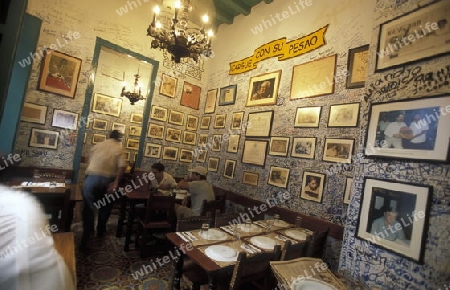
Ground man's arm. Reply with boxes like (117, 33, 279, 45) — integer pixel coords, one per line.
(109, 166, 125, 192)
(177, 179, 189, 190)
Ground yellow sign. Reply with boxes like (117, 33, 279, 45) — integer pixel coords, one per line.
(229, 25, 329, 75)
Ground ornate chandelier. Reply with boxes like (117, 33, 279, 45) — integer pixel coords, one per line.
(147, 0, 213, 63)
(121, 66, 145, 105)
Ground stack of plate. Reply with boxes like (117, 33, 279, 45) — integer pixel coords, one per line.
(200, 229, 228, 240)
(249, 236, 278, 250)
(291, 278, 338, 290)
(284, 229, 308, 240)
(204, 245, 238, 262)
(239, 224, 261, 233)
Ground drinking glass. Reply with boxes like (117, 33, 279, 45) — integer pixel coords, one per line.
(201, 223, 210, 239)
(244, 218, 252, 231)
(274, 214, 280, 226)
(231, 224, 240, 245)
(295, 216, 303, 227)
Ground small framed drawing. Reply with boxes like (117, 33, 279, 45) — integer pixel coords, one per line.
(144, 143, 162, 158)
(20, 103, 47, 124)
(162, 146, 179, 161)
(197, 149, 207, 163)
(346, 45, 369, 89)
(223, 159, 236, 179)
(294, 106, 321, 128)
(204, 89, 217, 114)
(150, 105, 168, 122)
(165, 127, 182, 143)
(198, 134, 208, 146)
(219, 84, 237, 106)
(200, 116, 211, 130)
(168, 110, 184, 126)
(343, 177, 354, 205)
(126, 138, 140, 150)
(112, 122, 126, 134)
(231, 111, 245, 130)
(130, 113, 143, 124)
(328, 103, 360, 127)
(242, 140, 268, 167)
(227, 135, 240, 153)
(212, 134, 222, 152)
(179, 149, 194, 163)
(92, 134, 106, 144)
(269, 137, 290, 157)
(300, 171, 326, 203)
(356, 178, 432, 263)
(92, 93, 123, 117)
(242, 171, 259, 187)
(207, 157, 219, 172)
(159, 73, 177, 98)
(186, 114, 199, 131)
(51, 109, 78, 130)
(29, 128, 59, 149)
(323, 138, 354, 164)
(291, 137, 316, 159)
(123, 151, 130, 161)
(180, 81, 201, 110)
(92, 119, 107, 130)
(147, 123, 165, 139)
(129, 126, 142, 137)
(214, 114, 226, 129)
(246, 70, 281, 107)
(245, 110, 274, 137)
(268, 166, 290, 188)
(183, 131, 197, 145)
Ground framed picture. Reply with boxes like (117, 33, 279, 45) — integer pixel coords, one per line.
(245, 110, 274, 137)
(123, 151, 130, 161)
(198, 134, 208, 146)
(212, 134, 222, 152)
(129, 126, 142, 137)
(200, 116, 211, 130)
(29, 128, 59, 149)
(346, 45, 369, 89)
(180, 81, 201, 110)
(179, 149, 194, 163)
(168, 110, 184, 126)
(300, 171, 326, 203)
(223, 159, 236, 179)
(126, 138, 140, 150)
(92, 93, 123, 117)
(343, 177, 354, 205)
(130, 113, 143, 124)
(92, 119, 108, 131)
(165, 127, 182, 143)
(162, 146, 179, 161)
(20, 103, 47, 124)
(375, 1, 450, 72)
(242, 139, 268, 167)
(356, 178, 432, 263)
(328, 103, 360, 127)
(246, 70, 281, 107)
(147, 123, 165, 139)
(227, 135, 240, 153)
(150, 105, 168, 122)
(231, 111, 245, 130)
(290, 54, 337, 100)
(159, 73, 177, 98)
(267, 166, 290, 188)
(112, 122, 126, 134)
(186, 114, 199, 131)
(51, 109, 78, 130)
(207, 157, 219, 172)
(204, 89, 217, 114)
(144, 143, 162, 158)
(269, 137, 290, 157)
(242, 171, 259, 187)
(365, 95, 450, 162)
(323, 138, 354, 164)
(214, 114, 226, 129)
(92, 133, 106, 144)
(291, 137, 316, 159)
(38, 50, 82, 98)
(197, 149, 207, 163)
(219, 84, 237, 106)
(294, 106, 321, 128)
(183, 131, 197, 145)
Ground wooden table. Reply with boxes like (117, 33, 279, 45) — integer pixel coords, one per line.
(53, 232, 77, 287)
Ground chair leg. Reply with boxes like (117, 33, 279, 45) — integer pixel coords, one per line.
(140, 228, 147, 258)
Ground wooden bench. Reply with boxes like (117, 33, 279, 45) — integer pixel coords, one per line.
(53, 232, 76, 287)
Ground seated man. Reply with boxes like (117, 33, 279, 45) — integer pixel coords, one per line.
(175, 166, 215, 219)
(149, 162, 177, 190)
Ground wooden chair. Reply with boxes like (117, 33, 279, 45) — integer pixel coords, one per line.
(305, 227, 329, 258)
(280, 239, 309, 261)
(176, 214, 213, 232)
(214, 211, 240, 227)
(201, 197, 225, 219)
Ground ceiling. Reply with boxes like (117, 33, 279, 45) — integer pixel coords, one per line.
(212, 0, 273, 28)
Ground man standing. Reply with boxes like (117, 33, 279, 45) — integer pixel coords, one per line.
(409, 113, 429, 150)
(383, 113, 407, 148)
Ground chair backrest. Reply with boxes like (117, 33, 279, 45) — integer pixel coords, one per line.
(305, 228, 329, 258)
(214, 211, 241, 227)
(133, 169, 151, 192)
(33, 172, 65, 183)
(201, 197, 225, 218)
(143, 191, 176, 224)
(176, 215, 213, 232)
(280, 239, 309, 261)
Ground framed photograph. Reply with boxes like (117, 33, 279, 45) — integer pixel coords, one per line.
(269, 137, 290, 157)
(162, 146, 179, 161)
(124, 151, 130, 161)
(242, 171, 259, 187)
(207, 157, 219, 172)
(51, 109, 78, 130)
(159, 73, 177, 98)
(231, 111, 245, 130)
(112, 122, 126, 134)
(168, 110, 184, 126)
(246, 70, 281, 107)
(323, 138, 354, 164)
(179, 149, 194, 163)
(126, 138, 140, 150)
(375, 1, 450, 72)
(290, 55, 337, 100)
(147, 123, 165, 139)
(204, 89, 217, 114)
(227, 135, 240, 153)
(343, 177, 354, 205)
(291, 137, 316, 159)
(267, 166, 290, 188)
(180, 81, 201, 110)
(294, 106, 321, 128)
(20, 103, 47, 124)
(200, 116, 211, 130)
(214, 114, 226, 129)
(186, 114, 199, 131)
(242, 139, 268, 167)
(92, 93, 123, 117)
(92, 119, 108, 131)
(130, 113, 143, 124)
(245, 110, 274, 137)
(129, 126, 142, 137)
(223, 159, 236, 179)
(356, 178, 432, 263)
(328, 103, 360, 127)
(92, 133, 106, 144)
(144, 143, 162, 158)
(150, 105, 168, 122)
(198, 134, 208, 146)
(196, 149, 207, 163)
(346, 45, 369, 89)
(29, 128, 59, 149)
(212, 134, 222, 152)
(219, 84, 237, 106)
(183, 131, 197, 145)
(165, 127, 182, 143)
(38, 50, 81, 98)
(300, 171, 326, 203)
(365, 95, 450, 162)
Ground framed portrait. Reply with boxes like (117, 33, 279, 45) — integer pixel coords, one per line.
(183, 131, 197, 145)
(92, 119, 107, 131)
(294, 106, 321, 128)
(268, 166, 290, 188)
(92, 93, 123, 117)
(242, 139, 268, 167)
(269, 137, 290, 157)
(147, 123, 165, 139)
(205, 89, 217, 114)
(180, 81, 201, 110)
(375, 1, 450, 72)
(92, 133, 106, 144)
(356, 178, 432, 263)
(212, 134, 222, 152)
(130, 113, 143, 124)
(179, 149, 194, 163)
(323, 138, 354, 164)
(51, 109, 78, 130)
(150, 105, 168, 122)
(214, 114, 226, 129)
(223, 159, 236, 179)
(290, 54, 337, 100)
(126, 138, 140, 150)
(196, 149, 207, 163)
(227, 135, 240, 153)
(168, 110, 184, 126)
(300, 171, 326, 203)
(246, 70, 281, 107)
(38, 50, 82, 98)
(328, 103, 360, 127)
(242, 171, 259, 187)
(165, 127, 182, 143)
(219, 84, 237, 106)
(245, 110, 274, 137)
(144, 143, 162, 158)
(200, 116, 211, 130)
(186, 114, 199, 131)
(159, 73, 177, 98)
(198, 133, 208, 146)
(129, 126, 142, 137)
(346, 45, 369, 89)
(162, 146, 179, 161)
(29, 128, 59, 149)
(365, 95, 450, 162)
(112, 122, 126, 134)
(20, 103, 47, 124)
(207, 157, 219, 172)
(123, 151, 130, 161)
(343, 177, 354, 205)
(231, 111, 245, 130)
(291, 137, 316, 159)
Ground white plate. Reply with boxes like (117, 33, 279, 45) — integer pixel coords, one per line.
(250, 236, 278, 250)
(204, 245, 238, 262)
(238, 224, 262, 233)
(291, 278, 338, 290)
(284, 229, 308, 240)
(200, 229, 228, 240)
(273, 219, 289, 227)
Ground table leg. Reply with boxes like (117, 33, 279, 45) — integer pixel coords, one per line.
(172, 252, 184, 290)
(116, 196, 127, 237)
(207, 274, 217, 290)
(124, 200, 135, 252)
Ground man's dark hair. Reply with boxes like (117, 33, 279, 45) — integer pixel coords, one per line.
(151, 162, 165, 172)
(110, 130, 123, 140)
(381, 205, 397, 213)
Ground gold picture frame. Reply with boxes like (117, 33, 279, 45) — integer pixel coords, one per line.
(92, 93, 123, 117)
(246, 70, 281, 107)
(159, 73, 178, 98)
